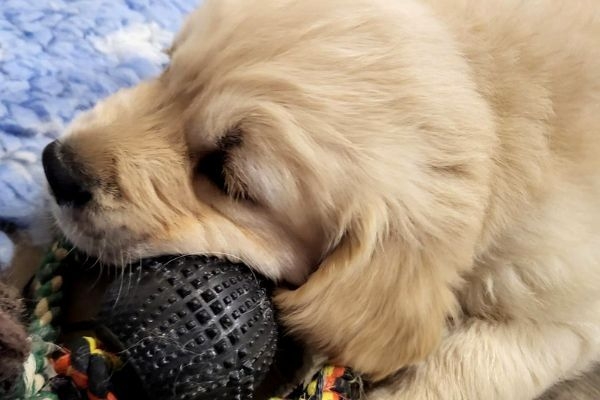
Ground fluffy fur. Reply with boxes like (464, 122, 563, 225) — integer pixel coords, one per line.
(0, 280, 29, 392)
(48, 0, 600, 398)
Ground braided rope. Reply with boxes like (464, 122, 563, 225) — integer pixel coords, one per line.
(5, 240, 70, 400)
(6, 240, 120, 400)
(271, 366, 362, 400)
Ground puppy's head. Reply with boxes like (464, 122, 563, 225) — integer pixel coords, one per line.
(42, 76, 330, 284)
(43, 0, 495, 379)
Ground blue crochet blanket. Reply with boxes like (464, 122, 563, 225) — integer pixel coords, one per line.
(0, 0, 200, 268)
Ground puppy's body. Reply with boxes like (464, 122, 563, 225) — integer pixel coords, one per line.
(48, 1, 600, 398)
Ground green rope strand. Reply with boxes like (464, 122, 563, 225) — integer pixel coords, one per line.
(6, 239, 73, 400)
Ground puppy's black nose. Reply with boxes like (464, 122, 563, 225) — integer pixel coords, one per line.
(42, 141, 91, 207)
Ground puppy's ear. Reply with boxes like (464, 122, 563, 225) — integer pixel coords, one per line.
(275, 215, 467, 381)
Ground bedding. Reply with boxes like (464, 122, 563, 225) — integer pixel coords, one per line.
(0, 0, 200, 268)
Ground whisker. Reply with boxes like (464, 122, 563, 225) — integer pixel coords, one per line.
(162, 251, 246, 266)
(112, 251, 126, 308)
(125, 252, 135, 295)
(90, 238, 107, 288)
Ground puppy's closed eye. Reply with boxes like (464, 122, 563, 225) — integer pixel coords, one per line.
(196, 149, 229, 193)
(194, 130, 250, 201)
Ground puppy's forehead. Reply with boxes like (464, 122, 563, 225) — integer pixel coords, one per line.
(166, 0, 393, 159)
(166, 0, 352, 87)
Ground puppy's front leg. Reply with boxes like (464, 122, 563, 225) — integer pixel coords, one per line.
(369, 320, 595, 400)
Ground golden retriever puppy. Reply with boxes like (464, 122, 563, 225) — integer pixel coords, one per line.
(42, 0, 600, 398)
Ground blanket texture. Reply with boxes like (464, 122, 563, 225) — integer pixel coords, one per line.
(0, 0, 199, 268)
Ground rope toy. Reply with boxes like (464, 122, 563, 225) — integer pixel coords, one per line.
(51, 336, 121, 400)
(272, 366, 362, 400)
(4, 239, 362, 400)
(4, 240, 69, 400)
(4, 240, 121, 400)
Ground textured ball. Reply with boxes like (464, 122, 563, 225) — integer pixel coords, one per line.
(96, 255, 278, 400)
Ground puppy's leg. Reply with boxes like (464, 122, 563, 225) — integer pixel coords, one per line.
(369, 320, 599, 400)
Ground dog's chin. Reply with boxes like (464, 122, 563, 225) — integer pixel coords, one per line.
(51, 203, 314, 284)
(51, 207, 151, 265)
(51, 214, 292, 281)
(55, 229, 147, 266)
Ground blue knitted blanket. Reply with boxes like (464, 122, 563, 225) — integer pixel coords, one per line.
(0, 0, 200, 268)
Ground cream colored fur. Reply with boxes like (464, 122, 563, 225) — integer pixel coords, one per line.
(51, 0, 600, 398)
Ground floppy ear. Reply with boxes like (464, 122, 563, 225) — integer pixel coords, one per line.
(275, 214, 469, 381)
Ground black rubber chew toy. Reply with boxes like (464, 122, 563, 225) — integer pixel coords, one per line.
(96, 255, 278, 400)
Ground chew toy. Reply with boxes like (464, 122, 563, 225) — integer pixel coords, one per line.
(96, 255, 279, 399)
